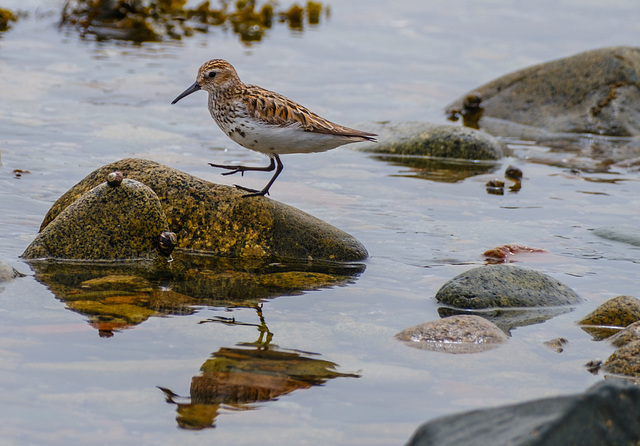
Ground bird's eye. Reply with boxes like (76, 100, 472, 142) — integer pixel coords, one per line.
(208, 71, 216, 78)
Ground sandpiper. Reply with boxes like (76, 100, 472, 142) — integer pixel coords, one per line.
(171, 59, 377, 197)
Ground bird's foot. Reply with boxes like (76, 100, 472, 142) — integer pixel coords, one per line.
(234, 184, 269, 197)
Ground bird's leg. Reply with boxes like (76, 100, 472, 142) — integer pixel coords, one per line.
(236, 155, 284, 198)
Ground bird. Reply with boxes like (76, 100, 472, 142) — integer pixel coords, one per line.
(171, 59, 377, 197)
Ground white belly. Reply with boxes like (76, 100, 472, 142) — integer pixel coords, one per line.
(215, 117, 358, 155)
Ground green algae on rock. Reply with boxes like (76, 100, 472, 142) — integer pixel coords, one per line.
(34, 158, 367, 262)
(578, 295, 640, 340)
(603, 340, 640, 378)
(22, 178, 168, 261)
(447, 46, 640, 137)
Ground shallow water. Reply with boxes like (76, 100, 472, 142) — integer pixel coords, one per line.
(1, 1, 640, 444)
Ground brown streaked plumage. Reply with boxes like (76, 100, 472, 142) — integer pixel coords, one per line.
(172, 59, 377, 197)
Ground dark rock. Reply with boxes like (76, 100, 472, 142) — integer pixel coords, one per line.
(27, 158, 367, 262)
(446, 46, 640, 137)
(356, 122, 504, 160)
(395, 315, 508, 354)
(579, 296, 640, 340)
(592, 226, 640, 246)
(435, 265, 581, 309)
(406, 380, 640, 446)
(22, 179, 168, 260)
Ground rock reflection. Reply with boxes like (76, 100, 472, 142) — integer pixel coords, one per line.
(26, 253, 364, 337)
(160, 306, 359, 429)
(60, 0, 328, 43)
(372, 155, 499, 183)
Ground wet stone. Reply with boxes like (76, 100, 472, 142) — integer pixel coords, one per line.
(395, 315, 508, 354)
(22, 178, 168, 261)
(579, 295, 640, 328)
(435, 265, 581, 309)
(446, 46, 640, 137)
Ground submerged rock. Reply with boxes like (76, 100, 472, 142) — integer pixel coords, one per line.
(406, 380, 640, 446)
(23, 178, 168, 260)
(446, 46, 640, 137)
(592, 225, 640, 246)
(435, 265, 581, 309)
(395, 315, 508, 354)
(27, 158, 367, 262)
(357, 122, 504, 160)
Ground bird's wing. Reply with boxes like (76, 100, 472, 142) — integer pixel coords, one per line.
(240, 84, 377, 142)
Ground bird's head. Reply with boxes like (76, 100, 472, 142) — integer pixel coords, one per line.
(171, 59, 241, 104)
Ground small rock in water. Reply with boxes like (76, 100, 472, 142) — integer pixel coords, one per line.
(395, 315, 508, 354)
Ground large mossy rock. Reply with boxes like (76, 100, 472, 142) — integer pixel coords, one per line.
(447, 46, 640, 137)
(25, 158, 367, 262)
(406, 380, 640, 446)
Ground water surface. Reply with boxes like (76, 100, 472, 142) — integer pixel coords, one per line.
(1, 1, 640, 444)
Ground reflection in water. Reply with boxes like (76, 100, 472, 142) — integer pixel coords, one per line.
(373, 155, 499, 183)
(437, 306, 573, 336)
(26, 253, 364, 337)
(60, 0, 328, 43)
(160, 306, 360, 430)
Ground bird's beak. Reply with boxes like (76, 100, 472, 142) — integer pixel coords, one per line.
(171, 81, 201, 104)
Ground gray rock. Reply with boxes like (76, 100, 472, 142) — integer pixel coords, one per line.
(592, 226, 640, 246)
(446, 46, 640, 137)
(406, 380, 640, 446)
(356, 122, 504, 160)
(395, 315, 508, 354)
(435, 265, 581, 309)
